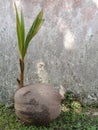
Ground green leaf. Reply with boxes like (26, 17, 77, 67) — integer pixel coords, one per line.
(20, 10, 25, 58)
(24, 10, 44, 57)
(15, 3, 44, 59)
(14, 3, 23, 59)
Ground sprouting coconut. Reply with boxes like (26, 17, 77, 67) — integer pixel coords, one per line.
(14, 3, 61, 126)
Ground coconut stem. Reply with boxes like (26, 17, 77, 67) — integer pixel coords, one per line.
(17, 59, 24, 88)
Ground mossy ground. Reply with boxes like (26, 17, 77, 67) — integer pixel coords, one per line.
(0, 102, 98, 130)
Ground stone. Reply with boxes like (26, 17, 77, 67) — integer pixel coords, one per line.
(14, 84, 61, 126)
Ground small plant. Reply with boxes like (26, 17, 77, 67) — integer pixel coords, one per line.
(62, 91, 82, 113)
(14, 4, 61, 125)
(14, 3, 44, 88)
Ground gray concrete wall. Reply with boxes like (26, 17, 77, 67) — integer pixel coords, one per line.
(0, 0, 98, 104)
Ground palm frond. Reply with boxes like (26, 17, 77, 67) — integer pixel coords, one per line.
(20, 10, 25, 58)
(14, 3, 23, 59)
(24, 10, 44, 57)
(15, 3, 44, 59)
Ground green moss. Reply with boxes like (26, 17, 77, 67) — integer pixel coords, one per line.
(0, 104, 98, 130)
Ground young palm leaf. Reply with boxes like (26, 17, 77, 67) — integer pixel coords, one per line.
(24, 10, 44, 57)
(14, 3, 25, 60)
(14, 3, 44, 88)
(20, 10, 25, 59)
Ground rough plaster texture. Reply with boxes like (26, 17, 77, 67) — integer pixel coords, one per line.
(0, 0, 98, 104)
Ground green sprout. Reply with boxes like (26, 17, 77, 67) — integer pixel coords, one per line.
(14, 3, 44, 88)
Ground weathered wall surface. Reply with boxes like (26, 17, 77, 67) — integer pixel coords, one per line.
(0, 0, 98, 104)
